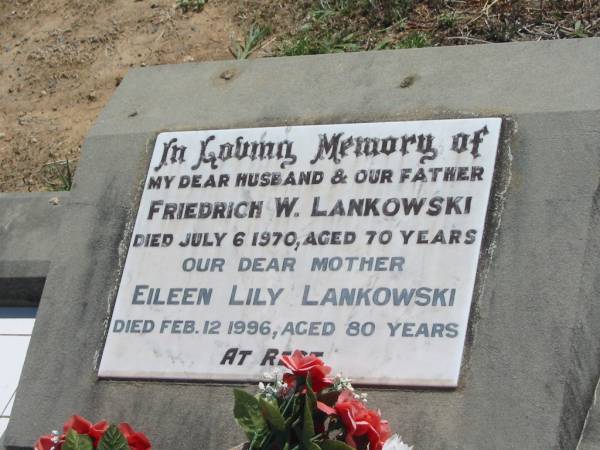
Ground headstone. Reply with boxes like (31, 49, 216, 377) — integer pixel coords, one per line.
(2, 38, 600, 450)
(98, 119, 501, 387)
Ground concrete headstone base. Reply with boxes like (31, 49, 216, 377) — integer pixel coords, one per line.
(1, 38, 599, 450)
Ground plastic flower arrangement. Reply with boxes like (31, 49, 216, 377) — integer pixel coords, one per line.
(233, 350, 413, 450)
(34, 415, 151, 450)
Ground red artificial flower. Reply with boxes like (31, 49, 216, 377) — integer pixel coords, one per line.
(318, 390, 391, 450)
(63, 415, 92, 435)
(280, 350, 333, 393)
(281, 350, 326, 375)
(359, 409, 391, 450)
(308, 364, 333, 393)
(37, 417, 151, 450)
(62, 415, 112, 446)
(316, 401, 336, 416)
(34, 435, 62, 450)
(88, 420, 109, 445)
(334, 390, 366, 436)
(119, 422, 152, 450)
(282, 372, 297, 390)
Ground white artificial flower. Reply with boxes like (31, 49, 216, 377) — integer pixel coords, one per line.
(382, 434, 413, 450)
(353, 392, 368, 403)
(333, 374, 355, 392)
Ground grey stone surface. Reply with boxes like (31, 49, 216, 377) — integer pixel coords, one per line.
(4, 38, 600, 450)
(0, 192, 67, 305)
(90, 37, 599, 140)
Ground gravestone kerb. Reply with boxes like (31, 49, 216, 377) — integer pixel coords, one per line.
(3, 38, 599, 450)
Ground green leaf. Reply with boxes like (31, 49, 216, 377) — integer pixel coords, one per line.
(97, 424, 129, 450)
(306, 382, 317, 409)
(302, 394, 316, 446)
(259, 397, 286, 431)
(320, 440, 355, 450)
(62, 429, 93, 450)
(233, 389, 268, 439)
(249, 429, 271, 450)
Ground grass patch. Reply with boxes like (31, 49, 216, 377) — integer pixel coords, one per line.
(276, 0, 416, 56)
(176, 0, 207, 13)
(437, 11, 457, 29)
(230, 24, 271, 59)
(233, 0, 599, 57)
(281, 31, 362, 56)
(396, 31, 430, 49)
(42, 159, 74, 191)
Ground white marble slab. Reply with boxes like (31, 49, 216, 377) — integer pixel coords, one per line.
(2, 393, 14, 417)
(99, 118, 501, 386)
(0, 336, 31, 414)
(0, 418, 9, 437)
(0, 308, 36, 335)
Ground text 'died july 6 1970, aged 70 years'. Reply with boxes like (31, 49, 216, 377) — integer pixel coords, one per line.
(99, 118, 501, 387)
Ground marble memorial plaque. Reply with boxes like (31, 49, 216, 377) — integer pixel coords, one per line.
(99, 118, 501, 386)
